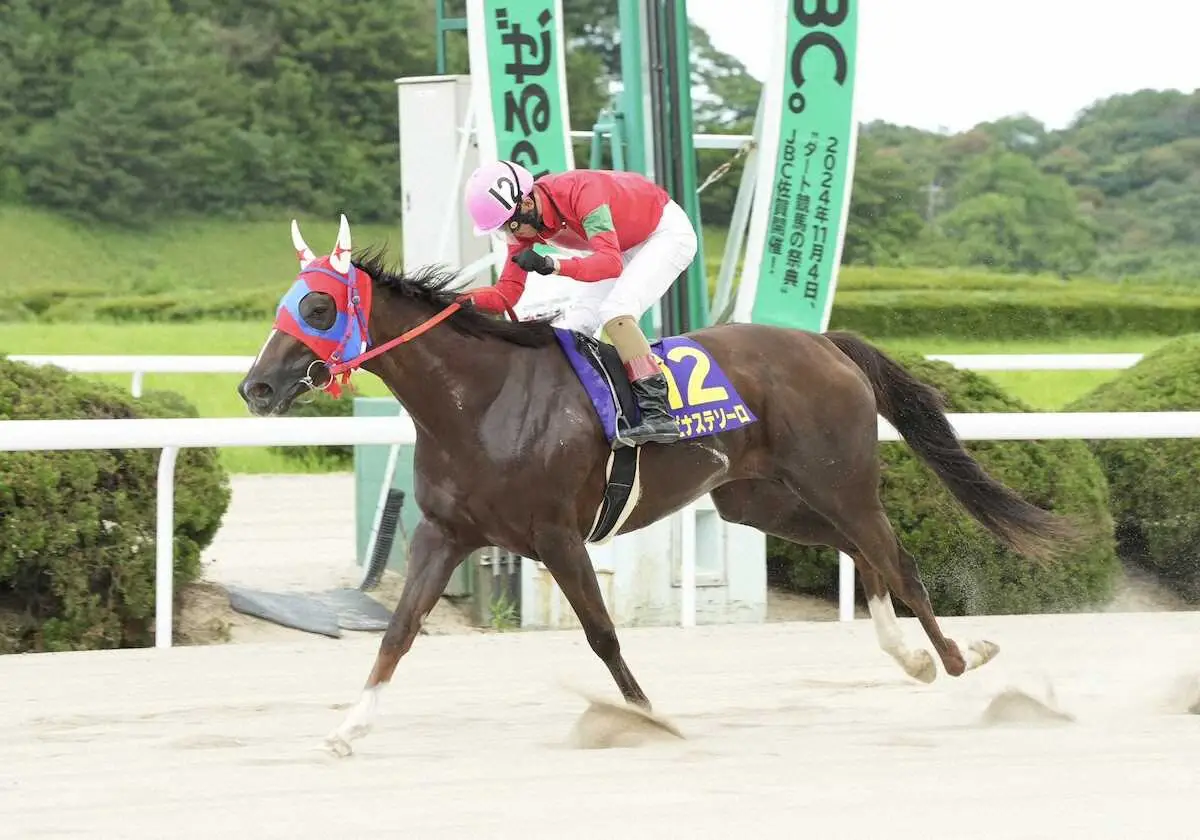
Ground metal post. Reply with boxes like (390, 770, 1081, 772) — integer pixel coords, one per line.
(667, 0, 709, 331)
(710, 87, 767, 324)
(617, 0, 648, 176)
(611, 111, 627, 171)
(662, 0, 689, 334)
(838, 551, 855, 621)
(588, 109, 614, 170)
(644, 1, 679, 338)
(155, 446, 179, 649)
(434, 92, 476, 266)
(435, 0, 468, 75)
(622, 0, 658, 340)
(680, 503, 696, 628)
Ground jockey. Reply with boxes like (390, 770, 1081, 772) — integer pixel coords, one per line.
(460, 160, 698, 448)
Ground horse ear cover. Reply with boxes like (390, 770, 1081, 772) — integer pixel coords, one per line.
(330, 214, 353, 274)
(291, 219, 316, 269)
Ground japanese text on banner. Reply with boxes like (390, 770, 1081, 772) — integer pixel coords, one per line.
(740, 0, 857, 333)
(482, 2, 570, 178)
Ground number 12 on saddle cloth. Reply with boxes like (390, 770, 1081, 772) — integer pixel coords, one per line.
(554, 330, 758, 445)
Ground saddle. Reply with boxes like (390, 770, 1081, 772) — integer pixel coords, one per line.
(553, 327, 758, 544)
(569, 331, 642, 544)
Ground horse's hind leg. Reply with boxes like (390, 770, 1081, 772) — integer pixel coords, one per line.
(713, 479, 998, 680)
(713, 480, 937, 681)
(855, 560, 938, 683)
(833, 507, 1000, 677)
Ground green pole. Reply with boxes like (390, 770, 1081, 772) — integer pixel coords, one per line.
(618, 0, 648, 177)
(618, 0, 656, 336)
(435, 0, 468, 75)
(669, 0, 708, 330)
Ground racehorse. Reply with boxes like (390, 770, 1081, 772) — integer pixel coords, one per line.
(238, 215, 1079, 756)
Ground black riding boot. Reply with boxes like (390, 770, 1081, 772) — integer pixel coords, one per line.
(616, 369, 683, 448)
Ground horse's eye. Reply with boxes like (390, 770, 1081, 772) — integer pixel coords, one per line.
(299, 292, 336, 330)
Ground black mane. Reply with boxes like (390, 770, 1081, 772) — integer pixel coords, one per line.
(351, 246, 559, 348)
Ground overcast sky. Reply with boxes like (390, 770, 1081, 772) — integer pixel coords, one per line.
(686, 0, 1200, 133)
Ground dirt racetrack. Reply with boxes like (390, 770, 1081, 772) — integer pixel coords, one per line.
(2, 610, 1198, 839)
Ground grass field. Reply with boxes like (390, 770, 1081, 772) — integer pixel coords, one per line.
(2, 205, 1186, 473)
(1, 321, 1170, 474)
(3, 204, 1173, 317)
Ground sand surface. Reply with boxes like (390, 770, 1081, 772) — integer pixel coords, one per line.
(2, 610, 1199, 839)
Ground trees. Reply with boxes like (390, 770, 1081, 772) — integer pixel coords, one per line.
(0, 1, 1196, 280)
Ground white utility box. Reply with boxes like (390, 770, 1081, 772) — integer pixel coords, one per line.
(395, 74, 492, 283)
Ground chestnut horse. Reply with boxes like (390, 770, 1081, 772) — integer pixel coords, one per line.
(238, 216, 1075, 756)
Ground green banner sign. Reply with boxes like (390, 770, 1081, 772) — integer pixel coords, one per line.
(466, 0, 573, 178)
(733, 0, 859, 333)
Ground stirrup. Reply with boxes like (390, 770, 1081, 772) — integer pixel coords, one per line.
(613, 416, 682, 449)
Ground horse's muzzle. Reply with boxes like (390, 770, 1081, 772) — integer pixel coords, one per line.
(238, 378, 278, 416)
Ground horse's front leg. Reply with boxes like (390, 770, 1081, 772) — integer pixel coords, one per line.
(536, 528, 651, 709)
(326, 518, 473, 757)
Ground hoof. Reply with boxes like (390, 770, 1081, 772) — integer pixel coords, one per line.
(966, 640, 1001, 670)
(324, 722, 368, 758)
(941, 640, 967, 677)
(324, 733, 354, 758)
(904, 650, 938, 684)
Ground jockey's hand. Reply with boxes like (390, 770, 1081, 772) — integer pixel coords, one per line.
(512, 249, 556, 275)
(456, 287, 508, 314)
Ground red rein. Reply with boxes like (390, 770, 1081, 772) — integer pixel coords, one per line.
(321, 296, 520, 397)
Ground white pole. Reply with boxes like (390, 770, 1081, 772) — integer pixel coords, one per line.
(680, 504, 696, 628)
(131, 371, 144, 399)
(838, 551, 855, 622)
(155, 446, 179, 649)
(433, 92, 476, 268)
(710, 86, 766, 324)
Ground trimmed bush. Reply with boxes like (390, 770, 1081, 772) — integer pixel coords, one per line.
(827, 288, 1200, 340)
(0, 358, 230, 653)
(1067, 334, 1200, 601)
(768, 352, 1121, 615)
(38, 289, 278, 323)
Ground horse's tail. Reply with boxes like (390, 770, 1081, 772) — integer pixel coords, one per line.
(825, 330, 1078, 562)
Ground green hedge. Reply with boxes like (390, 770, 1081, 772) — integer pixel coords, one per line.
(36, 289, 278, 323)
(15, 270, 1200, 344)
(836, 265, 1087, 292)
(827, 289, 1200, 339)
(768, 351, 1121, 615)
(1067, 334, 1200, 601)
(0, 357, 230, 652)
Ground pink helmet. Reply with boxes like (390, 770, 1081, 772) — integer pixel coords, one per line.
(464, 160, 535, 236)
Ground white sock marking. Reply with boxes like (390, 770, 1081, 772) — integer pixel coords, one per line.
(868, 594, 905, 659)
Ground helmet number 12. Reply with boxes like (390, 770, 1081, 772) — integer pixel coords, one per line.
(489, 176, 520, 211)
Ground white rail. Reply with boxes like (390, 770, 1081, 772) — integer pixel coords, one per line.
(925, 353, 1144, 371)
(5, 411, 1200, 643)
(0, 417, 418, 649)
(5, 353, 1147, 399)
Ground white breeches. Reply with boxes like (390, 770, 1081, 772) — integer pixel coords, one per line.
(553, 199, 698, 337)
